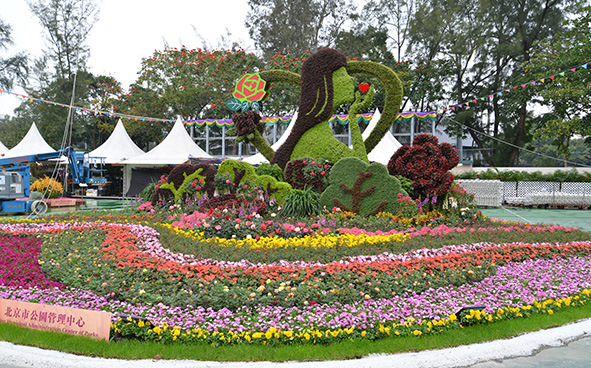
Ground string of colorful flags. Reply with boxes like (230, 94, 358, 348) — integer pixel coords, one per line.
(0, 62, 587, 124)
(0, 88, 175, 123)
(436, 62, 588, 114)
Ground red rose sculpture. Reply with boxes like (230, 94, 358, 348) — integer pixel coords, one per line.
(226, 73, 269, 112)
(233, 73, 268, 102)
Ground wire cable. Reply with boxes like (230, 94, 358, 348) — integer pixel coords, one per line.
(443, 116, 590, 167)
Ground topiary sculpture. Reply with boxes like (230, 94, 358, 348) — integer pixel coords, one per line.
(228, 48, 403, 169)
(320, 157, 407, 216)
(151, 163, 217, 205)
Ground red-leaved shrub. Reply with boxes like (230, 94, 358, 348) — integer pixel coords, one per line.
(388, 134, 459, 199)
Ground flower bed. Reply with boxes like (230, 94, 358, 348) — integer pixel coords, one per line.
(0, 216, 590, 346)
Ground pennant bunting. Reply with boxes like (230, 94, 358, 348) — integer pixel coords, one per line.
(1, 62, 587, 124)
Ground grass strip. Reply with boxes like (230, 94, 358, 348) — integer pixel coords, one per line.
(1, 302, 590, 362)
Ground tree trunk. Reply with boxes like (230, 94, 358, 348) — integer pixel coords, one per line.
(508, 104, 527, 166)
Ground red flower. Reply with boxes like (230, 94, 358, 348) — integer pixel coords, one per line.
(232, 73, 268, 102)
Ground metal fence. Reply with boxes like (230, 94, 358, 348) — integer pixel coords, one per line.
(458, 180, 591, 207)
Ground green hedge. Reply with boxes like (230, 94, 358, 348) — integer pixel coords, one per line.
(455, 169, 591, 182)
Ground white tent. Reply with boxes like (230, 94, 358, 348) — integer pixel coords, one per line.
(5, 122, 55, 158)
(121, 118, 213, 196)
(89, 120, 144, 164)
(362, 109, 402, 165)
(242, 112, 298, 165)
(0, 141, 8, 156)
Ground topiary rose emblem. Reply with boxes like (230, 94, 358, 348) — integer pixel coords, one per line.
(226, 73, 269, 112)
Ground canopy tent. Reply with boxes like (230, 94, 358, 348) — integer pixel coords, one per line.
(362, 109, 402, 165)
(0, 141, 8, 156)
(121, 118, 213, 196)
(5, 123, 55, 158)
(242, 112, 298, 165)
(89, 120, 144, 164)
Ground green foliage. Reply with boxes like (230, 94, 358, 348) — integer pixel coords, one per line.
(251, 174, 292, 204)
(0, 18, 28, 90)
(455, 169, 591, 182)
(217, 159, 258, 183)
(320, 157, 406, 216)
(395, 175, 413, 195)
(280, 187, 322, 217)
(246, 0, 349, 60)
(521, 4, 591, 161)
(139, 182, 157, 203)
(284, 157, 333, 193)
(255, 163, 285, 182)
(118, 48, 262, 148)
(217, 159, 291, 203)
(152, 164, 217, 205)
(15, 72, 120, 150)
(346, 60, 403, 153)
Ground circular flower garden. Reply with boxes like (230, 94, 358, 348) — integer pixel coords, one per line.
(1, 207, 590, 346)
(1, 136, 590, 350)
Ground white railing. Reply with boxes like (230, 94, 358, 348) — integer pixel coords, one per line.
(458, 180, 591, 207)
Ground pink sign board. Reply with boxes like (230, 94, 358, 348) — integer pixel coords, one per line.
(0, 299, 111, 341)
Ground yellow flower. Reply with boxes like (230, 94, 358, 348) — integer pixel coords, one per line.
(413, 330, 422, 336)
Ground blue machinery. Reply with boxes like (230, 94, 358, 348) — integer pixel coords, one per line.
(0, 147, 106, 215)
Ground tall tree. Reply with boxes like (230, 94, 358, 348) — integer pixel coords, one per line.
(523, 3, 591, 165)
(27, 0, 98, 79)
(15, 0, 103, 150)
(362, 0, 415, 63)
(245, 0, 355, 60)
(117, 47, 262, 149)
(15, 71, 120, 150)
(0, 18, 28, 90)
(501, 0, 566, 166)
(408, 0, 497, 165)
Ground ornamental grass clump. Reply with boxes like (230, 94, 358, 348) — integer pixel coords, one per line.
(280, 187, 322, 217)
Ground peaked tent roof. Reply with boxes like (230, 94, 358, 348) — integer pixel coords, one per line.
(242, 112, 298, 165)
(121, 118, 212, 165)
(89, 120, 144, 164)
(360, 109, 402, 165)
(0, 141, 8, 156)
(5, 122, 55, 158)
